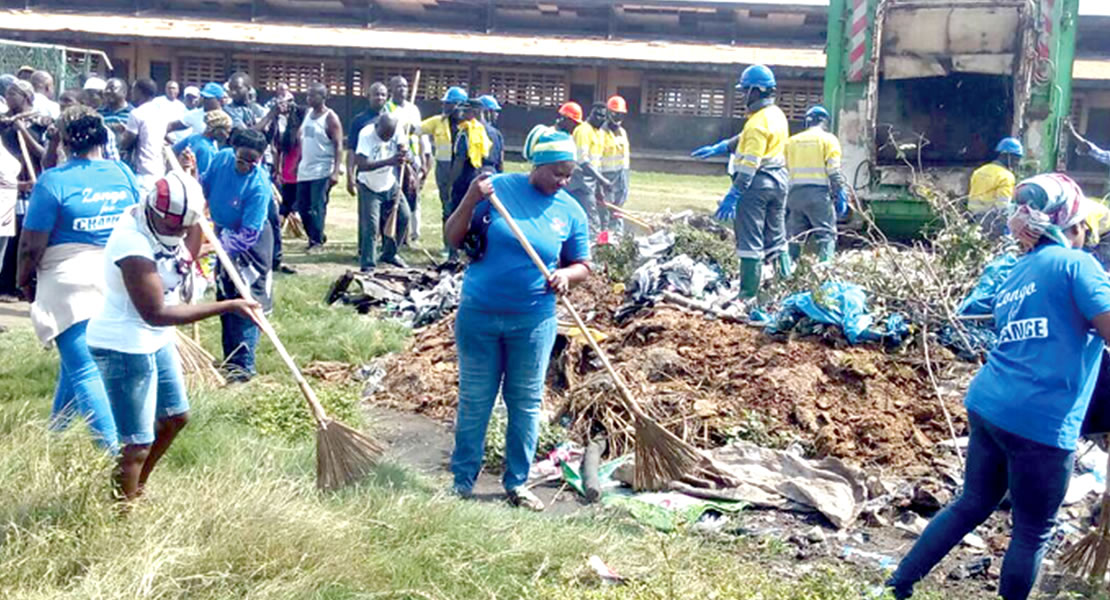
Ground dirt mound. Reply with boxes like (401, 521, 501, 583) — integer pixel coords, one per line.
(366, 288, 970, 471)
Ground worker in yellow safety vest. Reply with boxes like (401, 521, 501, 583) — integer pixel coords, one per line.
(784, 105, 849, 262)
(968, 137, 1022, 238)
(598, 95, 630, 234)
(565, 102, 611, 236)
(690, 64, 789, 300)
(420, 86, 467, 256)
(1082, 195, 1110, 270)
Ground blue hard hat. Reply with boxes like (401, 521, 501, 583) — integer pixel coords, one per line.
(478, 94, 501, 111)
(442, 86, 468, 104)
(737, 65, 776, 91)
(200, 82, 226, 100)
(805, 105, 830, 122)
(995, 137, 1024, 157)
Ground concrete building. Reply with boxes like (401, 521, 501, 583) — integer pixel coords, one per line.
(0, 0, 1108, 180)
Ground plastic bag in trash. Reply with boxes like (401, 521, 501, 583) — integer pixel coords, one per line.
(957, 254, 1017, 316)
(635, 230, 676, 259)
(767, 281, 875, 344)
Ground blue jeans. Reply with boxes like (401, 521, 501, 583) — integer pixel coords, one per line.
(49, 320, 117, 450)
(90, 344, 189, 447)
(451, 306, 558, 493)
(221, 311, 260, 375)
(888, 410, 1074, 599)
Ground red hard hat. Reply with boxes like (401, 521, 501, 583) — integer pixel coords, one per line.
(606, 95, 628, 114)
(558, 101, 584, 123)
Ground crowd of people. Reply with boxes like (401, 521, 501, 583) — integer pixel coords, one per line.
(8, 58, 1110, 600)
(0, 63, 634, 509)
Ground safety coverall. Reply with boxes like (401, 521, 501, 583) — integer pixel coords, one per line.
(784, 125, 846, 261)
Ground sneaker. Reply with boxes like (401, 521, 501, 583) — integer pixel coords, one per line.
(222, 366, 253, 385)
(305, 244, 325, 255)
(278, 264, 297, 275)
(506, 487, 544, 512)
(451, 485, 473, 500)
(382, 255, 408, 268)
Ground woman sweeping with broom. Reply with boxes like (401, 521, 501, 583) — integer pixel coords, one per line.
(883, 173, 1110, 599)
(86, 171, 259, 501)
(444, 129, 590, 511)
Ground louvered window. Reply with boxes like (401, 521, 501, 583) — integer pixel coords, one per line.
(256, 58, 348, 95)
(482, 68, 567, 107)
(644, 77, 727, 117)
(178, 54, 227, 87)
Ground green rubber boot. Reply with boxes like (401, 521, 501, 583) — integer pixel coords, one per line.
(788, 242, 803, 262)
(739, 257, 761, 299)
(817, 238, 836, 262)
(774, 252, 794, 280)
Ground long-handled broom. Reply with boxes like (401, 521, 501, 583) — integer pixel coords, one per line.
(486, 192, 736, 491)
(1061, 441, 1110, 582)
(165, 146, 384, 490)
(197, 217, 385, 490)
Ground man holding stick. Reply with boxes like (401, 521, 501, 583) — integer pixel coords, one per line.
(354, 112, 409, 271)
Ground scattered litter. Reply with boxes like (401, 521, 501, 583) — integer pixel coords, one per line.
(587, 555, 625, 585)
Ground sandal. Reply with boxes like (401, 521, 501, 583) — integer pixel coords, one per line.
(506, 487, 545, 512)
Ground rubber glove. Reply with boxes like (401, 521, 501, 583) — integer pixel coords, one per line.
(714, 186, 740, 221)
(691, 139, 730, 160)
(835, 188, 850, 219)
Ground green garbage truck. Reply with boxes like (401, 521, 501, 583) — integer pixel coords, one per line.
(823, 0, 1081, 238)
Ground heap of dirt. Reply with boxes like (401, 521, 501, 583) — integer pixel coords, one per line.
(366, 286, 971, 471)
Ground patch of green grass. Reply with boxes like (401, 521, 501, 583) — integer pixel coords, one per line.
(191, 273, 409, 378)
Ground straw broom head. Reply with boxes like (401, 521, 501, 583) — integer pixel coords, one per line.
(1061, 445, 1110, 582)
(316, 418, 387, 491)
(632, 412, 738, 491)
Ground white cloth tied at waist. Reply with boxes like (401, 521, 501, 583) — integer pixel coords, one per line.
(30, 243, 106, 347)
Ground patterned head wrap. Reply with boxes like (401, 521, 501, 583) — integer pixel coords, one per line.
(204, 109, 232, 132)
(1008, 173, 1087, 248)
(529, 129, 577, 167)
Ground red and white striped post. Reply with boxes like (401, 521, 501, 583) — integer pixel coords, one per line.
(847, 0, 869, 82)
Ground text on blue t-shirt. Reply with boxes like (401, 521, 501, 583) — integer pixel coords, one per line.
(966, 244, 1110, 449)
(23, 159, 141, 247)
(461, 173, 590, 314)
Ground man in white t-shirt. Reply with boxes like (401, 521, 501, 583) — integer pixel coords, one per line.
(385, 75, 431, 240)
(119, 78, 169, 196)
(30, 70, 60, 120)
(355, 112, 409, 271)
(153, 81, 188, 143)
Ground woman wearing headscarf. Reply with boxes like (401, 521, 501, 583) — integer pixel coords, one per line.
(443, 130, 591, 511)
(86, 172, 259, 501)
(16, 106, 141, 449)
(885, 173, 1110, 599)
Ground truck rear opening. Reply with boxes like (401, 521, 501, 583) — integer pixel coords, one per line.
(825, 0, 1079, 238)
(874, 1, 1023, 168)
(876, 73, 1014, 168)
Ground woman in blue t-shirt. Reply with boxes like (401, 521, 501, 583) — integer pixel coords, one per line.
(16, 106, 141, 450)
(200, 128, 274, 383)
(443, 129, 590, 511)
(886, 174, 1110, 600)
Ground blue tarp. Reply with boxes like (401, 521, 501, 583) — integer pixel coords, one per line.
(768, 281, 893, 345)
(956, 254, 1017, 316)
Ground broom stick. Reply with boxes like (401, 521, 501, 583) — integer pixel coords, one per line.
(1062, 438, 1110, 580)
(164, 145, 381, 489)
(485, 191, 734, 491)
(195, 218, 331, 425)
